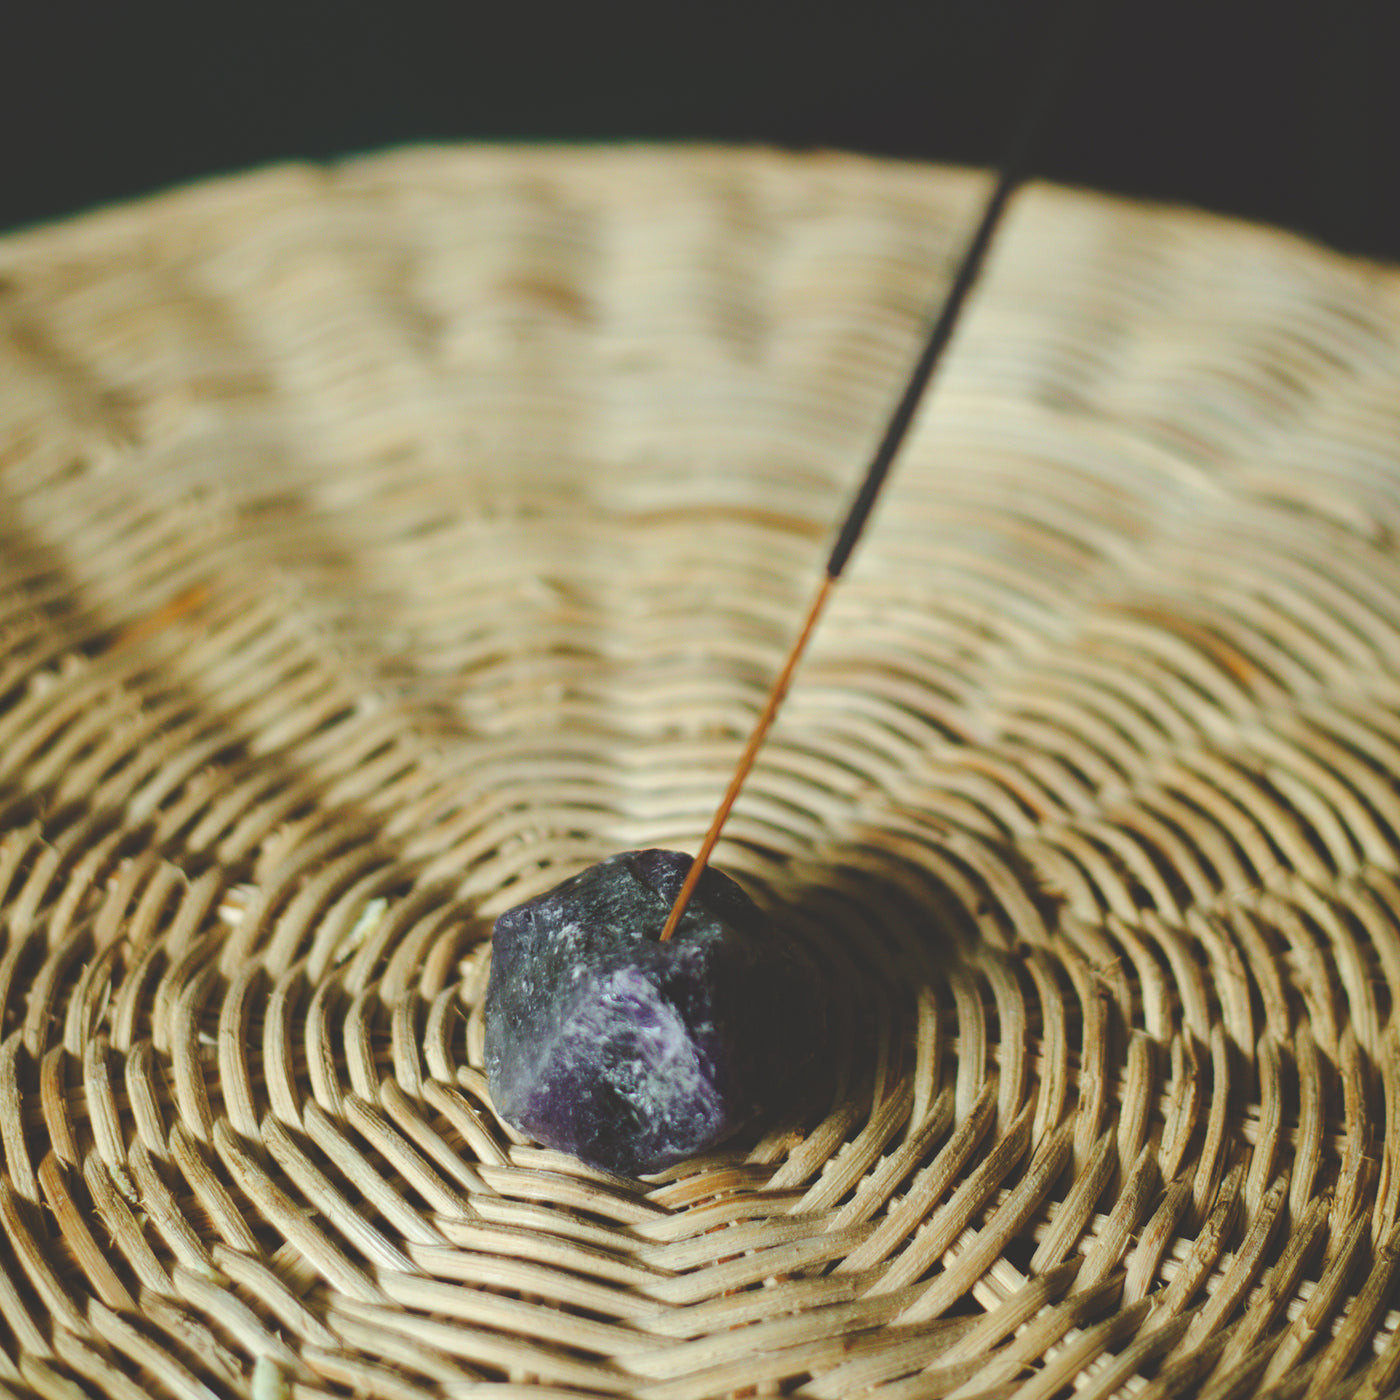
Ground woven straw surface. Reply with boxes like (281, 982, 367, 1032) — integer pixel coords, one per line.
(2, 146, 1400, 1400)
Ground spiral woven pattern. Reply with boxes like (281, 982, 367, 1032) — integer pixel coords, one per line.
(3, 146, 1400, 1399)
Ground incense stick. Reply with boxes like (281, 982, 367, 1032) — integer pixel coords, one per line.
(658, 0, 1098, 941)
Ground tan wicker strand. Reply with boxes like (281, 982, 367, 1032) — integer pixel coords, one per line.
(4, 144, 1400, 1397)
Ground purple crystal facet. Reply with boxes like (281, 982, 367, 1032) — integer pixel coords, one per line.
(484, 849, 822, 1176)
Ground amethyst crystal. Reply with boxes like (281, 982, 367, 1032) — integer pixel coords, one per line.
(484, 849, 823, 1176)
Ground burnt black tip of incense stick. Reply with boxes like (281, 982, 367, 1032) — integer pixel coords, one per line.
(823, 166, 1017, 579)
(827, 0, 1100, 580)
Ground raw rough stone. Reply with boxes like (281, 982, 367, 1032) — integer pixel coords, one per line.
(484, 849, 824, 1176)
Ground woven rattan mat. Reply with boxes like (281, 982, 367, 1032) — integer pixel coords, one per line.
(2, 146, 1400, 1400)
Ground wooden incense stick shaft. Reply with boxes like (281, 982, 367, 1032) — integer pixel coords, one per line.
(658, 573, 835, 942)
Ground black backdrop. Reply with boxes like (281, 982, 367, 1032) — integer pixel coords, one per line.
(5, 2, 1397, 260)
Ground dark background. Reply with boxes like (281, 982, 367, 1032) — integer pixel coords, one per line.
(4, 2, 1397, 260)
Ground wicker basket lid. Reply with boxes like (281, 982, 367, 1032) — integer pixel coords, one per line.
(2, 145, 1400, 1399)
